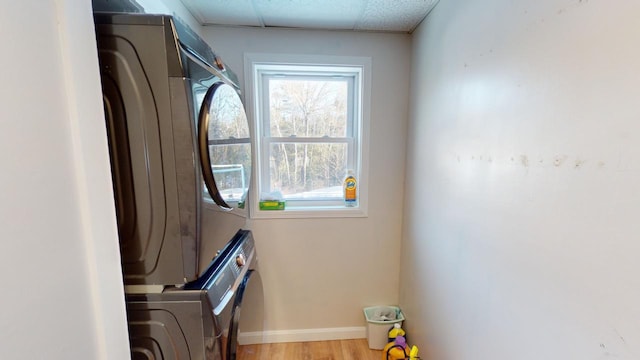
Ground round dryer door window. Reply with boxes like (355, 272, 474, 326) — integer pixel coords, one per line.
(198, 82, 252, 211)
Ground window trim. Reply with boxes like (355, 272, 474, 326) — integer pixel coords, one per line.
(244, 53, 371, 219)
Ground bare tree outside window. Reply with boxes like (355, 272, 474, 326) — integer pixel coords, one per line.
(267, 79, 349, 199)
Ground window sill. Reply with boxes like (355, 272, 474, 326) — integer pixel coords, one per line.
(250, 204, 367, 219)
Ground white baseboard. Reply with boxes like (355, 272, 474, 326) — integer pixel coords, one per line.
(238, 326, 367, 345)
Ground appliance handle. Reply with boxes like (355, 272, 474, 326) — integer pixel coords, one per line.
(198, 82, 232, 211)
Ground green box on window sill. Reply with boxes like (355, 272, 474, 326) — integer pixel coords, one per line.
(259, 200, 285, 210)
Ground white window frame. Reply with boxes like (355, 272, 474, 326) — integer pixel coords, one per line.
(244, 53, 371, 219)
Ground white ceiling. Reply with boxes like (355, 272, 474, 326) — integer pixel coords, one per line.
(179, 0, 440, 33)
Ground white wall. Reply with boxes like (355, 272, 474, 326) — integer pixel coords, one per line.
(0, 1, 129, 359)
(201, 26, 411, 341)
(401, 0, 640, 359)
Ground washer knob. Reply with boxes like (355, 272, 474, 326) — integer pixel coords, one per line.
(236, 254, 246, 267)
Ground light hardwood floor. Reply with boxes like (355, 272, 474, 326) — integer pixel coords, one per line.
(237, 339, 382, 360)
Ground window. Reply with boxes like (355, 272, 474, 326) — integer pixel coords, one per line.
(245, 54, 370, 218)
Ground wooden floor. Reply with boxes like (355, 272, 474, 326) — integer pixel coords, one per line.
(237, 339, 382, 360)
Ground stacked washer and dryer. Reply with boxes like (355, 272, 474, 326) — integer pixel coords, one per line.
(94, 8, 262, 360)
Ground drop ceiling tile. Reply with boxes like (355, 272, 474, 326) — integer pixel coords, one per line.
(356, 0, 438, 32)
(255, 0, 366, 29)
(181, 0, 263, 26)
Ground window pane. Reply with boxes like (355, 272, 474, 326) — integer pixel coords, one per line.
(208, 143, 251, 202)
(268, 142, 347, 199)
(269, 79, 348, 138)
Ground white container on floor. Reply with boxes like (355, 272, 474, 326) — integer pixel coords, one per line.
(363, 306, 405, 350)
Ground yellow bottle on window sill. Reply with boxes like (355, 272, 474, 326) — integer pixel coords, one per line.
(344, 169, 357, 207)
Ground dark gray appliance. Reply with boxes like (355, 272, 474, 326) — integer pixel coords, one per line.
(94, 12, 260, 360)
(127, 230, 260, 360)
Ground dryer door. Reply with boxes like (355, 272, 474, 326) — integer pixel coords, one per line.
(197, 82, 252, 213)
(226, 269, 263, 360)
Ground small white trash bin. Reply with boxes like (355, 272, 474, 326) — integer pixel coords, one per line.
(363, 306, 405, 350)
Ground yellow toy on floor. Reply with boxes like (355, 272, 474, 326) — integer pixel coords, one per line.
(387, 323, 405, 341)
(382, 324, 420, 359)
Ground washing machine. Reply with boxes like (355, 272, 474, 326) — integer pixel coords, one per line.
(127, 230, 261, 360)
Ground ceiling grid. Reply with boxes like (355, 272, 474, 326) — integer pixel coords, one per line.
(180, 0, 440, 33)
